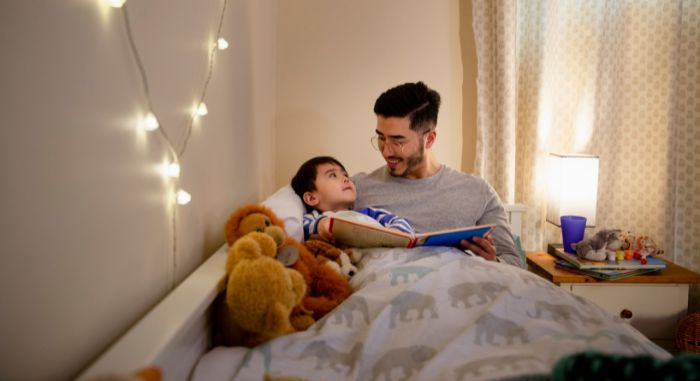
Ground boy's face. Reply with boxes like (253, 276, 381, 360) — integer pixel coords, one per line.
(303, 163, 356, 212)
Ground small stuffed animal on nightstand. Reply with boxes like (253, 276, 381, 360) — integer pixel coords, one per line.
(572, 229, 625, 261)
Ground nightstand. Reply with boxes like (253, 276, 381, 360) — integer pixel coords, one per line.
(527, 251, 700, 351)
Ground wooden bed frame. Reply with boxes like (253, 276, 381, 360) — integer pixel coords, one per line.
(77, 204, 526, 381)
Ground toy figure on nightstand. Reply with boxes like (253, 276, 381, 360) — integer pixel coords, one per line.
(573, 229, 664, 264)
(572, 229, 626, 261)
(622, 233, 665, 264)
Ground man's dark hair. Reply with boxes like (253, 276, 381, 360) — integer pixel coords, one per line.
(373, 81, 441, 134)
(291, 156, 347, 212)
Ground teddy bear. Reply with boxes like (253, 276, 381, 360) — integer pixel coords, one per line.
(304, 239, 358, 278)
(224, 204, 353, 321)
(224, 204, 286, 250)
(279, 236, 353, 319)
(221, 231, 307, 347)
(572, 229, 625, 261)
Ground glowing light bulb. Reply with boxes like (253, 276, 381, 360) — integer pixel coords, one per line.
(143, 112, 159, 131)
(196, 102, 208, 116)
(107, 0, 126, 8)
(176, 189, 191, 205)
(164, 163, 180, 178)
(217, 38, 229, 50)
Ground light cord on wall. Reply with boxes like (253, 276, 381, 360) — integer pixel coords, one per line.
(179, 0, 228, 158)
(113, 0, 229, 289)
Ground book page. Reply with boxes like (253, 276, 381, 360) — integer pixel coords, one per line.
(329, 216, 413, 248)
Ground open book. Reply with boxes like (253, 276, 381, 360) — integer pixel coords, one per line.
(327, 215, 495, 248)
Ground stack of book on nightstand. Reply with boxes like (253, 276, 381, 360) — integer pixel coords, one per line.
(548, 244, 665, 280)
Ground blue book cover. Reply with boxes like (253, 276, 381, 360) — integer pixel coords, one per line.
(416, 226, 495, 247)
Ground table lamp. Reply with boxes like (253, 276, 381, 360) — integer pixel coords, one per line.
(546, 153, 599, 252)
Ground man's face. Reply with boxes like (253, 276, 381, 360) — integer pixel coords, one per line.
(375, 116, 428, 179)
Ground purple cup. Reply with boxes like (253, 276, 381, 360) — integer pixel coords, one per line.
(560, 215, 587, 253)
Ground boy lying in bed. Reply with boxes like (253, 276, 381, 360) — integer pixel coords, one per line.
(291, 156, 414, 242)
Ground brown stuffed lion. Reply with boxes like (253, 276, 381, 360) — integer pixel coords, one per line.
(223, 204, 353, 323)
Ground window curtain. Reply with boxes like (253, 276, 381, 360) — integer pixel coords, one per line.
(472, 1, 700, 307)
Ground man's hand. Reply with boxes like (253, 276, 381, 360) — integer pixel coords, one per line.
(459, 234, 497, 261)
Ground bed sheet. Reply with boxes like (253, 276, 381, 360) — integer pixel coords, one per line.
(193, 247, 670, 381)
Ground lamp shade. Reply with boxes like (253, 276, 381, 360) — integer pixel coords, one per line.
(546, 153, 599, 227)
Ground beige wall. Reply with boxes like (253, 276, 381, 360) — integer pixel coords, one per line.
(0, 0, 276, 379)
(0, 1, 477, 379)
(274, 0, 464, 187)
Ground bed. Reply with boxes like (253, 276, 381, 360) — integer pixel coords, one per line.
(77, 193, 671, 381)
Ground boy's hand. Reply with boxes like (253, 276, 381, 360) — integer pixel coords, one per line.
(317, 218, 334, 242)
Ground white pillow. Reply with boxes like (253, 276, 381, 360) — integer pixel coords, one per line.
(262, 185, 305, 241)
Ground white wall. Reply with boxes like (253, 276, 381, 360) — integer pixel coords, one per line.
(275, 0, 463, 187)
(0, 0, 276, 379)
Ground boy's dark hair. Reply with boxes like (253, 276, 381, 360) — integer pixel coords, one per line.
(291, 156, 347, 212)
(373, 81, 441, 134)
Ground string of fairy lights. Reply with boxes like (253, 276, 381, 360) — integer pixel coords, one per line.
(107, 0, 229, 288)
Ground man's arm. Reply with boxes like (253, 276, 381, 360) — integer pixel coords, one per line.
(461, 188, 524, 268)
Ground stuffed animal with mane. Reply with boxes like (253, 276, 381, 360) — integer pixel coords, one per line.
(224, 204, 352, 321)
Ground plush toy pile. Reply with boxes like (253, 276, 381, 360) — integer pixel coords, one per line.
(572, 228, 664, 263)
(218, 204, 354, 347)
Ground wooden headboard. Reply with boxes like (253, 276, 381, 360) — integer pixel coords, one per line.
(77, 204, 527, 380)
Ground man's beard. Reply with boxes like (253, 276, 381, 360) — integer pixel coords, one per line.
(388, 142, 424, 178)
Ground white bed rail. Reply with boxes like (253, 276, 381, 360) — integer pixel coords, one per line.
(504, 203, 527, 238)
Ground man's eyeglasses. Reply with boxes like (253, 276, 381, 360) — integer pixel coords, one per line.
(370, 135, 408, 153)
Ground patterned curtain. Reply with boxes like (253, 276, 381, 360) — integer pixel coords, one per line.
(473, 1, 700, 307)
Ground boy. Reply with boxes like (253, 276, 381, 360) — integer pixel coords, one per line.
(291, 156, 414, 241)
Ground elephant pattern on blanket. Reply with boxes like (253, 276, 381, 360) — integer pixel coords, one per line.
(388, 266, 436, 285)
(371, 345, 438, 381)
(194, 246, 670, 381)
(328, 295, 371, 328)
(389, 290, 439, 328)
(527, 300, 603, 327)
(474, 312, 528, 345)
(301, 341, 362, 375)
(448, 281, 518, 308)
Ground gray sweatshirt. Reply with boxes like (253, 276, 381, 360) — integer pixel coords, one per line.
(353, 165, 523, 267)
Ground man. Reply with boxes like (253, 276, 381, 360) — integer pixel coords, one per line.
(353, 81, 523, 267)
